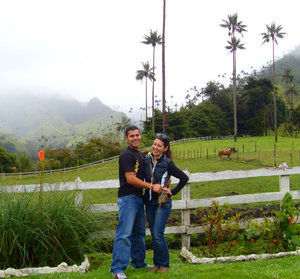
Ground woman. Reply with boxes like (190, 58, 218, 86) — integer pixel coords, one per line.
(144, 133, 189, 273)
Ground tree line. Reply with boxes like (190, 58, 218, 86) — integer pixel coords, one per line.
(142, 73, 299, 140)
(0, 138, 122, 173)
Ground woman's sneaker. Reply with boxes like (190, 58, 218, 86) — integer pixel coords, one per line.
(111, 272, 127, 279)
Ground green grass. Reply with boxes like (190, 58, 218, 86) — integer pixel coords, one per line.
(0, 191, 101, 269)
(24, 250, 300, 279)
(2, 136, 300, 186)
(1, 136, 300, 277)
(2, 136, 300, 206)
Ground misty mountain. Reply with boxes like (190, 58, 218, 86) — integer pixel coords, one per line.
(260, 44, 300, 85)
(0, 94, 126, 151)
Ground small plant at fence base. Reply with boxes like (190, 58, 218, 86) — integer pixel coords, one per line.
(197, 201, 241, 256)
(273, 192, 299, 250)
(0, 191, 103, 269)
(194, 193, 299, 257)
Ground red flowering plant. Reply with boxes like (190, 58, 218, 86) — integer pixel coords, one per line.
(273, 192, 299, 250)
(197, 200, 241, 256)
(192, 195, 299, 258)
(39, 150, 45, 206)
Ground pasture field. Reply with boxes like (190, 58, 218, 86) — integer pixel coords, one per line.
(1, 136, 300, 184)
(1, 136, 300, 205)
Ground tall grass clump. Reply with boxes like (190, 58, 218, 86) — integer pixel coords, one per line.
(0, 190, 101, 269)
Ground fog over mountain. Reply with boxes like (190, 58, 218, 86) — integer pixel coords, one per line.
(0, 94, 126, 150)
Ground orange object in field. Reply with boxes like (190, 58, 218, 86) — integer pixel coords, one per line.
(39, 150, 45, 161)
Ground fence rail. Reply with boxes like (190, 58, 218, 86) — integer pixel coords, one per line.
(1, 166, 300, 249)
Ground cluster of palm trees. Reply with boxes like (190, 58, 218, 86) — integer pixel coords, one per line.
(220, 14, 286, 142)
(136, 10, 286, 141)
(136, 0, 167, 133)
(136, 30, 162, 132)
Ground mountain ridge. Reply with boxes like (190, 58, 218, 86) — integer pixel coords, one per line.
(0, 94, 126, 152)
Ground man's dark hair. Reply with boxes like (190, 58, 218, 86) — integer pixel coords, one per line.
(125, 126, 140, 137)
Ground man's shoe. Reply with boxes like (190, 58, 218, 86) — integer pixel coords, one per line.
(147, 266, 159, 272)
(111, 272, 127, 279)
(157, 266, 169, 273)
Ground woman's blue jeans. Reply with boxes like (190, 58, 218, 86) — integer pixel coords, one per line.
(145, 199, 172, 268)
(110, 195, 147, 274)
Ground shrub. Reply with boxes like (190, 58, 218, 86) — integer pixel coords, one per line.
(193, 195, 300, 257)
(0, 191, 101, 269)
(197, 201, 241, 256)
(273, 192, 300, 250)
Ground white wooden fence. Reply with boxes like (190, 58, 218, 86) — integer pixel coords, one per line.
(1, 166, 300, 249)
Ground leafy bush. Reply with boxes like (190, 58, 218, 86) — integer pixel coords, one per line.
(197, 201, 241, 256)
(0, 191, 101, 269)
(273, 192, 300, 250)
(193, 194, 299, 257)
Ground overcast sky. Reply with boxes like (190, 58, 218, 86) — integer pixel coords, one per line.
(0, 0, 299, 119)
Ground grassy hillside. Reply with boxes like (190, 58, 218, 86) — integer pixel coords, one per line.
(0, 131, 28, 154)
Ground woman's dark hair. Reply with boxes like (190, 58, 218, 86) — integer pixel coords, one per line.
(156, 133, 172, 159)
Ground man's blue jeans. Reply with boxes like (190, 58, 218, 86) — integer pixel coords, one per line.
(110, 195, 147, 274)
(145, 199, 172, 268)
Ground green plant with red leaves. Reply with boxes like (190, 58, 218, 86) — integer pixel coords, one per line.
(195, 195, 299, 257)
(198, 201, 241, 256)
(273, 192, 299, 250)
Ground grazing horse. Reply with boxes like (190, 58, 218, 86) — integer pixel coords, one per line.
(218, 147, 237, 160)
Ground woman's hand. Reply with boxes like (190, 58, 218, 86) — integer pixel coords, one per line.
(162, 187, 172, 196)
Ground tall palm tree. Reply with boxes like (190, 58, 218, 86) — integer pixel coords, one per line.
(115, 116, 131, 141)
(261, 22, 286, 142)
(162, 0, 166, 134)
(220, 13, 247, 142)
(202, 81, 220, 100)
(136, 61, 154, 121)
(142, 30, 162, 131)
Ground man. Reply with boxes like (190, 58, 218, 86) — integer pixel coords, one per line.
(110, 126, 162, 279)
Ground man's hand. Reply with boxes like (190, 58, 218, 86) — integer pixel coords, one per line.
(152, 184, 162, 193)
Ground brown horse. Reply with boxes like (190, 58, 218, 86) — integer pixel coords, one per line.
(218, 147, 237, 160)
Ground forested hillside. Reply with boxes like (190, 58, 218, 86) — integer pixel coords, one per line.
(0, 95, 126, 151)
(260, 44, 300, 106)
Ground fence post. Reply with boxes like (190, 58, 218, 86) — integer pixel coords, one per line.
(75, 177, 83, 205)
(279, 174, 290, 193)
(181, 176, 190, 249)
(274, 144, 277, 167)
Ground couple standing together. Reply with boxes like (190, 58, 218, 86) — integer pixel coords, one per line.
(110, 126, 189, 279)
